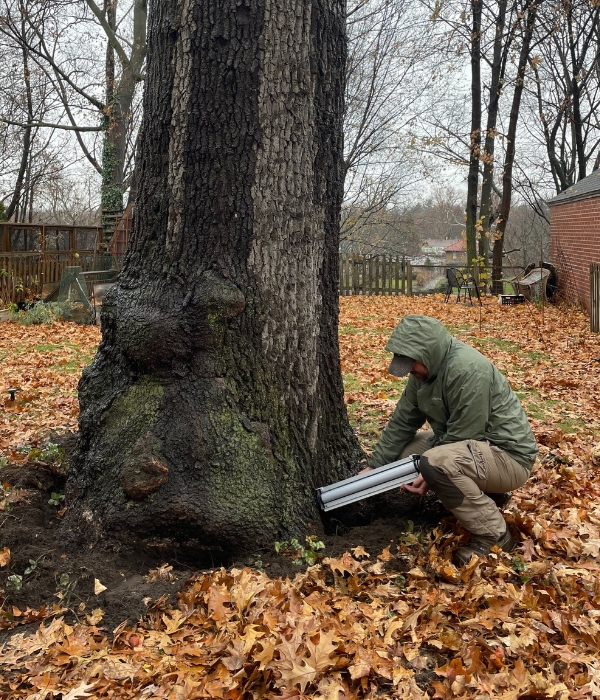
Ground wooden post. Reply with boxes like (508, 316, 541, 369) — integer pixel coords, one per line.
(1, 224, 8, 252)
(591, 263, 599, 333)
(407, 261, 412, 296)
(401, 256, 406, 295)
(361, 255, 366, 295)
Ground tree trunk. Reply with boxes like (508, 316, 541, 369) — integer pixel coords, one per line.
(100, 0, 146, 243)
(67, 0, 362, 552)
(479, 0, 510, 263)
(5, 14, 33, 222)
(465, 0, 482, 267)
(100, 0, 124, 240)
(492, 0, 539, 294)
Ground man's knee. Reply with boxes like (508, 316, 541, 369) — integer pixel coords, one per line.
(419, 455, 464, 509)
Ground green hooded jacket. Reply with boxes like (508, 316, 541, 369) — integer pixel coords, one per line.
(369, 315, 538, 469)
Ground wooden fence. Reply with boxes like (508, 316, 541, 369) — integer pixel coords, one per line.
(339, 255, 413, 296)
(592, 263, 600, 333)
(339, 255, 531, 298)
(0, 251, 116, 306)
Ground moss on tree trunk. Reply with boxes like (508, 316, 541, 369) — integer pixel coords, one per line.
(66, 0, 362, 552)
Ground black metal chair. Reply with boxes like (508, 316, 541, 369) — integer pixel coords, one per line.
(444, 268, 461, 303)
(455, 269, 481, 305)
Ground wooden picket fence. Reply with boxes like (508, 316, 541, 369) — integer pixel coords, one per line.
(592, 263, 600, 333)
(339, 254, 412, 296)
(0, 251, 115, 306)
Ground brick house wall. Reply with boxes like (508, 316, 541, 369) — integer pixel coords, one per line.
(549, 195, 600, 312)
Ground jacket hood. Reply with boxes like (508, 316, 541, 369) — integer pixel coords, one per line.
(385, 315, 452, 380)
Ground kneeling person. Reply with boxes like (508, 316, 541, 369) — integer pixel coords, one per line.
(370, 315, 537, 565)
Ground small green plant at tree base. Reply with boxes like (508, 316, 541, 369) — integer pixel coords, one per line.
(29, 442, 66, 469)
(48, 492, 65, 506)
(24, 559, 37, 576)
(56, 570, 89, 607)
(274, 534, 325, 566)
(394, 574, 407, 590)
(6, 574, 23, 591)
(511, 556, 530, 583)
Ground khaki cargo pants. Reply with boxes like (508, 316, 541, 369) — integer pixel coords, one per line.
(401, 430, 531, 539)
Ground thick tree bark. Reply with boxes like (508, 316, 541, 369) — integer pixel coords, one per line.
(67, 0, 362, 551)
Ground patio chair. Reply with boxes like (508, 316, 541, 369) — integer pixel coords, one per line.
(444, 268, 461, 303)
(455, 269, 481, 305)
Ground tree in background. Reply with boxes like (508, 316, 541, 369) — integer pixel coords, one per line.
(0, 0, 146, 230)
(342, 0, 436, 246)
(66, 0, 362, 550)
(518, 0, 600, 215)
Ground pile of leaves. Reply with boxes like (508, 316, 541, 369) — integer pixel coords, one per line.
(1, 296, 600, 698)
(2, 452, 600, 699)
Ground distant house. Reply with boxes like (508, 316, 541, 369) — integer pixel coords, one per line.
(421, 239, 459, 257)
(547, 170, 600, 311)
(444, 239, 467, 264)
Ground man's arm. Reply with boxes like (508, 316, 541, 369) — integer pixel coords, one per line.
(369, 381, 426, 467)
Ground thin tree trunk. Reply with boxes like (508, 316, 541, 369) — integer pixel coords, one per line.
(567, 8, 586, 182)
(100, 0, 123, 241)
(5, 13, 33, 222)
(479, 0, 510, 262)
(100, 0, 146, 243)
(492, 0, 539, 294)
(466, 0, 482, 267)
(67, 0, 362, 551)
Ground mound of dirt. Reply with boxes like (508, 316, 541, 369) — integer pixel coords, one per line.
(0, 446, 447, 642)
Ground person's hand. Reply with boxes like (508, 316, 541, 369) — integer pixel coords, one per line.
(401, 475, 430, 496)
(358, 466, 373, 475)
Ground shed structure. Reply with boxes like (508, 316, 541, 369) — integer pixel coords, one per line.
(548, 170, 600, 311)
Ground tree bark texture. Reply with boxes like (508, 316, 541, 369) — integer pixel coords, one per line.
(68, 0, 362, 551)
(465, 0, 482, 267)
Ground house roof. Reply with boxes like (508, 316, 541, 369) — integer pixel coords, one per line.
(422, 238, 459, 249)
(547, 169, 600, 206)
(444, 240, 466, 251)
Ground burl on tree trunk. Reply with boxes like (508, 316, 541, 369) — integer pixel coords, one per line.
(66, 0, 362, 551)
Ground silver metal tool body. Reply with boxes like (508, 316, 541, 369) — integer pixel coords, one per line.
(316, 455, 420, 511)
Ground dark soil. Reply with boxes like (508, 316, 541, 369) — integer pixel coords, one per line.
(0, 435, 447, 644)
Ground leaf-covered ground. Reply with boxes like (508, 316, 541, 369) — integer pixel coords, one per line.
(2, 295, 600, 699)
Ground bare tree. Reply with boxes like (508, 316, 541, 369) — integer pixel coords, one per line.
(0, 0, 146, 229)
(491, 0, 541, 293)
(342, 0, 435, 243)
(524, 0, 600, 196)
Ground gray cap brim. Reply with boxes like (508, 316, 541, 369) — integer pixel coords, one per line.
(388, 354, 414, 377)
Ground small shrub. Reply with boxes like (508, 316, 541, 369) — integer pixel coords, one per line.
(274, 534, 326, 566)
(11, 301, 84, 325)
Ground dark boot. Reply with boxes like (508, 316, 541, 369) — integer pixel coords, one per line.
(486, 492, 512, 509)
(453, 527, 515, 566)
